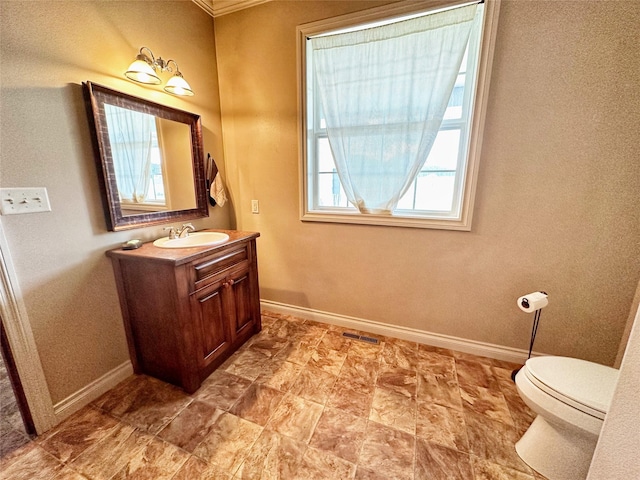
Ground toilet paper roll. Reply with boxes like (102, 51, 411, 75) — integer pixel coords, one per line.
(517, 291, 548, 313)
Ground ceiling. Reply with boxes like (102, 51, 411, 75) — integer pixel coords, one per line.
(192, 0, 271, 17)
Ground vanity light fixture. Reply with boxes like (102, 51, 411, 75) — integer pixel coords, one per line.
(125, 46, 194, 97)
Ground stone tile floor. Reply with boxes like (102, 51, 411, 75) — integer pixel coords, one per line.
(1, 311, 547, 479)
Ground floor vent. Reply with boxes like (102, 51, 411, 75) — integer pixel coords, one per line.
(342, 332, 380, 345)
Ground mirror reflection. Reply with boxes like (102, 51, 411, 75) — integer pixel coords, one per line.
(83, 82, 208, 231)
(103, 104, 196, 215)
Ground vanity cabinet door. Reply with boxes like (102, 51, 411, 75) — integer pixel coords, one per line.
(190, 260, 258, 381)
(191, 277, 231, 373)
(226, 266, 257, 344)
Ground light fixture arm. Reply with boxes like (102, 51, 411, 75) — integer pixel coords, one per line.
(138, 47, 180, 74)
(164, 59, 181, 75)
(136, 46, 156, 67)
(125, 46, 194, 96)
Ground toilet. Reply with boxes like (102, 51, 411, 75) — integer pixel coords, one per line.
(514, 356, 618, 480)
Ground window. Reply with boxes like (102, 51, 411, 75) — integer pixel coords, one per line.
(298, 0, 500, 230)
(104, 105, 168, 212)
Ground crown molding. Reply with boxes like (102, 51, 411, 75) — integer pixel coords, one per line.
(193, 0, 271, 17)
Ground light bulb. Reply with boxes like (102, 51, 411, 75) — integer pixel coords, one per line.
(164, 74, 194, 96)
(125, 59, 161, 85)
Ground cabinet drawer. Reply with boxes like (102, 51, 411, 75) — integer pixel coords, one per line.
(192, 244, 249, 290)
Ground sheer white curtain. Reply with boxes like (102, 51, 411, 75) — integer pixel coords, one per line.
(311, 4, 479, 214)
(104, 104, 155, 203)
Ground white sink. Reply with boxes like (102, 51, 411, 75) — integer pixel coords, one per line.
(153, 231, 230, 249)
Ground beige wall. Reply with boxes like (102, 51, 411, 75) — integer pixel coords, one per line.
(215, 0, 640, 366)
(0, 1, 228, 404)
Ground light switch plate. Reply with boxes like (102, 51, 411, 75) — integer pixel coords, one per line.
(251, 199, 259, 214)
(0, 188, 51, 215)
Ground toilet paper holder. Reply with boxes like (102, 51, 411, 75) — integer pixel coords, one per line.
(520, 297, 534, 309)
(512, 291, 548, 381)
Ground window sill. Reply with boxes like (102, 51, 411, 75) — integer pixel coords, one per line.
(120, 203, 168, 213)
(301, 210, 472, 231)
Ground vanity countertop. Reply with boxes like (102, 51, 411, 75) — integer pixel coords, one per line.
(106, 229, 260, 266)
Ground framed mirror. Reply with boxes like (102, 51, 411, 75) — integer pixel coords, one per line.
(83, 81, 208, 231)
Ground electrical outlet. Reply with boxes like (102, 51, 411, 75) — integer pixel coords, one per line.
(0, 188, 51, 215)
(251, 199, 259, 214)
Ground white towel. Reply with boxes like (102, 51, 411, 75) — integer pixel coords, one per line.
(210, 172, 227, 207)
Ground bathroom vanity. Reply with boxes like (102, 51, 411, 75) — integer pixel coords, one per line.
(107, 230, 261, 393)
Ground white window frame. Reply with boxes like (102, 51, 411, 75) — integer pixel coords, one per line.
(297, 0, 501, 230)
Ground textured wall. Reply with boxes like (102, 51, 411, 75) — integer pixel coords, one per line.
(587, 305, 640, 479)
(215, 0, 640, 365)
(0, 1, 228, 404)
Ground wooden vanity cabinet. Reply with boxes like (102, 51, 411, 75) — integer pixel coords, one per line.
(107, 230, 261, 393)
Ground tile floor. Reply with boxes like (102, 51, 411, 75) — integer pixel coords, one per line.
(0, 311, 547, 479)
(0, 355, 32, 458)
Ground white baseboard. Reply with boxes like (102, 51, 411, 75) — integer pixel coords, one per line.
(261, 300, 533, 365)
(51, 301, 530, 424)
(53, 361, 133, 421)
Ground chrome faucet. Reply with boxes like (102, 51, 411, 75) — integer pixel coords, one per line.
(163, 226, 178, 239)
(177, 223, 196, 238)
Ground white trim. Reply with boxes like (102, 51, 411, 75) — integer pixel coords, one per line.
(53, 361, 133, 420)
(461, 0, 500, 231)
(261, 299, 534, 364)
(0, 219, 134, 432)
(192, 0, 271, 18)
(0, 219, 57, 433)
(300, 211, 474, 231)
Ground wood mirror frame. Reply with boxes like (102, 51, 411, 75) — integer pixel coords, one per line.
(83, 81, 208, 231)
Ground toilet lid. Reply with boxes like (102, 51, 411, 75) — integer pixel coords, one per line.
(524, 356, 618, 418)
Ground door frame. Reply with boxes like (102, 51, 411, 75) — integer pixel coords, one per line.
(0, 219, 56, 434)
(1, 319, 36, 435)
